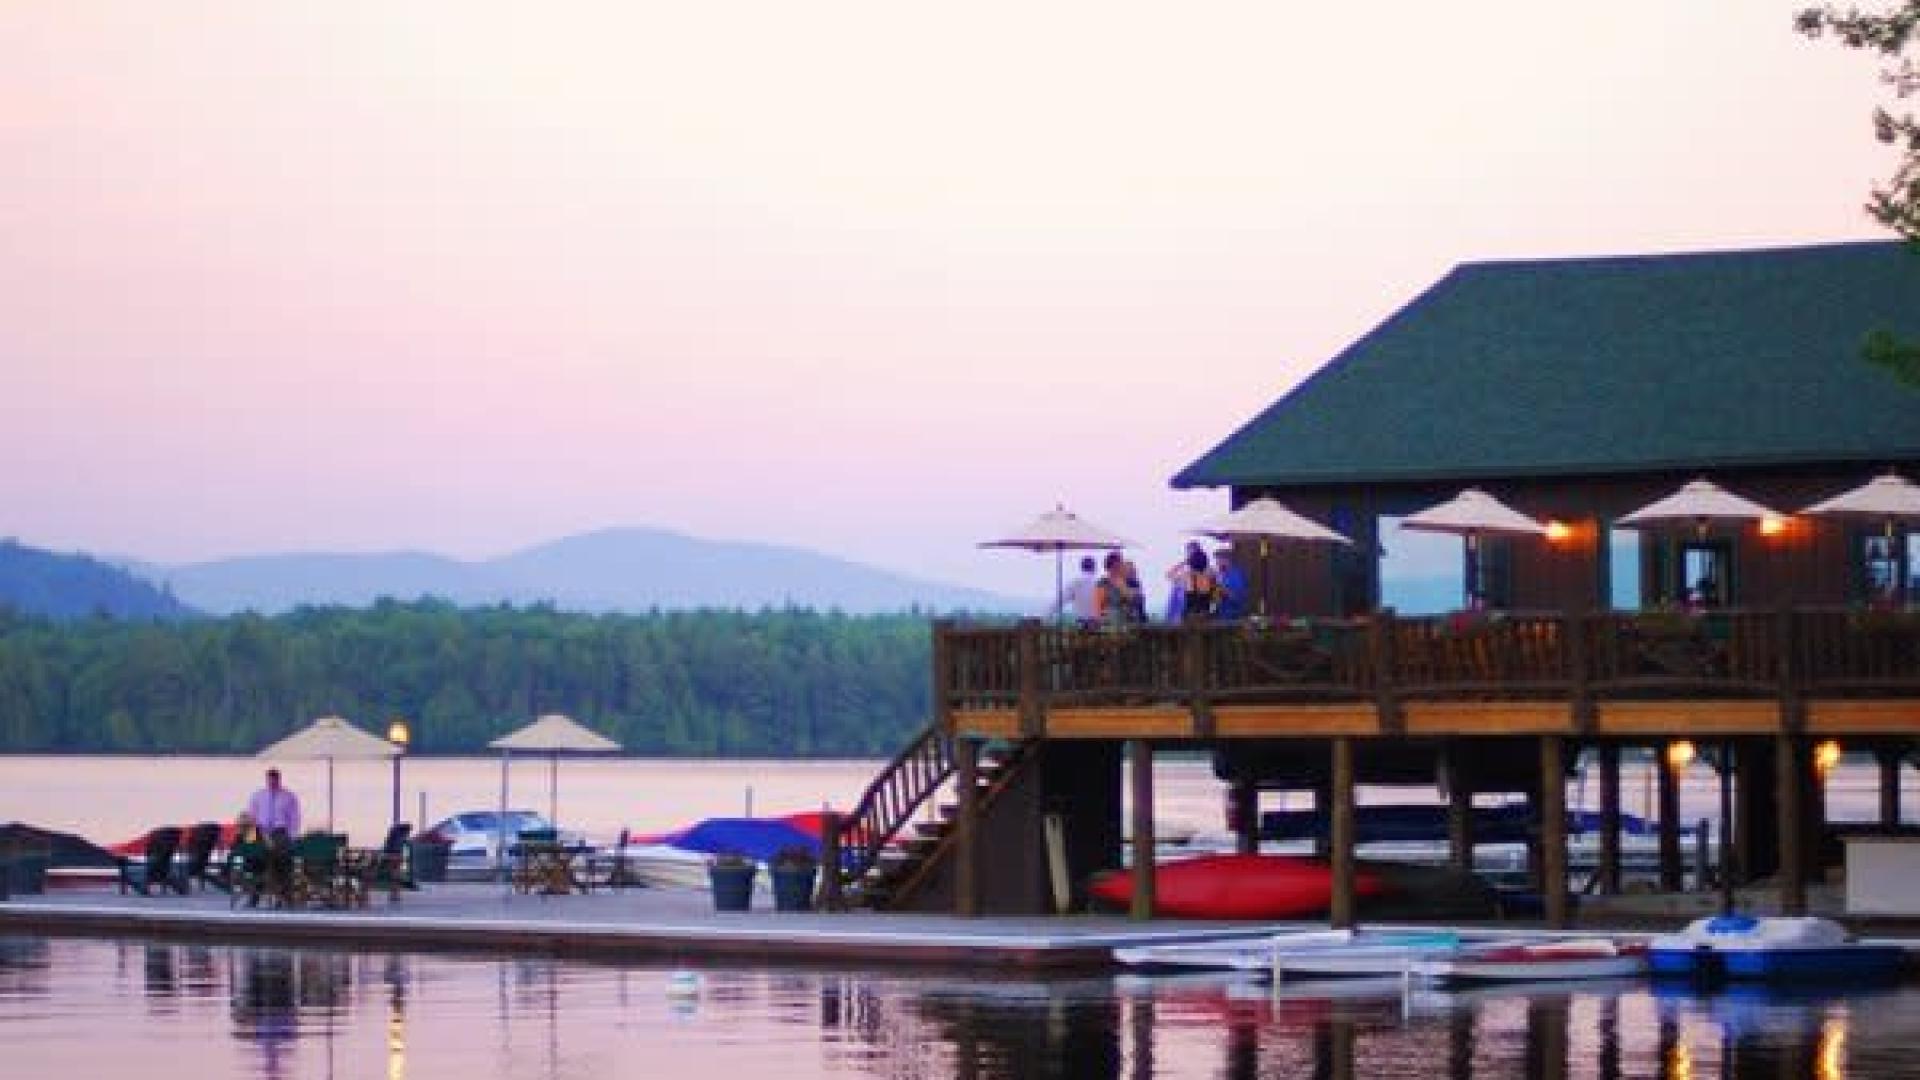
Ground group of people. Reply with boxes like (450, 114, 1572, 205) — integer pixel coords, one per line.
(1055, 541, 1248, 625)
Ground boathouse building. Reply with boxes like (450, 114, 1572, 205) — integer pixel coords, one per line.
(829, 240, 1920, 926)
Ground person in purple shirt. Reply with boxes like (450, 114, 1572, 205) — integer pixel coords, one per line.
(242, 768, 301, 906)
(246, 768, 302, 839)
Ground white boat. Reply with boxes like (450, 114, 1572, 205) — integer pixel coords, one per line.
(616, 843, 715, 890)
(1114, 929, 1350, 972)
(1244, 931, 1467, 980)
(1412, 938, 1646, 985)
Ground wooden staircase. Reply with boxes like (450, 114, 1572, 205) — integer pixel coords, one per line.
(829, 721, 1035, 911)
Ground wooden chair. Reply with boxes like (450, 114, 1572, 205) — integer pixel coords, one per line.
(222, 836, 274, 908)
(171, 822, 224, 894)
(574, 828, 631, 892)
(116, 826, 184, 896)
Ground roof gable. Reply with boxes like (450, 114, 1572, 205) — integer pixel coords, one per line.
(1174, 241, 1920, 489)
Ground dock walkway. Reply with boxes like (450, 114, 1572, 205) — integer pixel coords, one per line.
(0, 883, 1272, 970)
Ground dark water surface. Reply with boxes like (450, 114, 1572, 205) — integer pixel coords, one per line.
(3, 934, 1916, 1078)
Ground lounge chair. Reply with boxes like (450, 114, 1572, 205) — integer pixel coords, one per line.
(171, 822, 223, 894)
(361, 823, 413, 902)
(116, 826, 184, 896)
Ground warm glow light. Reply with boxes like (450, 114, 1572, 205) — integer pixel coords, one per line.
(1759, 515, 1787, 537)
(1666, 740, 1696, 771)
(1815, 739, 1842, 776)
(1545, 520, 1573, 542)
(388, 718, 411, 747)
(1816, 1016, 1847, 1080)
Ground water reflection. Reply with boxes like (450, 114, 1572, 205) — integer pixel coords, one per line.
(4, 935, 1920, 1078)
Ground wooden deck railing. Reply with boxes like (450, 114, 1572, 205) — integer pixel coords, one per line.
(936, 608, 1920, 716)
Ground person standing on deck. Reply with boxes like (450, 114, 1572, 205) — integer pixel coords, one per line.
(244, 768, 301, 906)
(1214, 548, 1249, 620)
(1165, 541, 1205, 621)
(247, 768, 302, 840)
(1055, 556, 1101, 624)
(1096, 551, 1138, 625)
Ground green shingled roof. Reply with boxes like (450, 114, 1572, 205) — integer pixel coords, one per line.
(1173, 240, 1920, 489)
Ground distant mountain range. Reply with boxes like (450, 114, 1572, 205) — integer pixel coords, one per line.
(0, 539, 195, 620)
(125, 527, 1025, 616)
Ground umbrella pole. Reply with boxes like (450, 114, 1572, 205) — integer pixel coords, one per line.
(327, 759, 335, 833)
(550, 754, 559, 826)
(1259, 538, 1270, 618)
(499, 750, 510, 894)
(1055, 547, 1065, 621)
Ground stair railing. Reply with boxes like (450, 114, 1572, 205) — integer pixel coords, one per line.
(830, 719, 954, 898)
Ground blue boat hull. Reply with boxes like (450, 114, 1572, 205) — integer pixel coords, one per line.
(1650, 945, 1906, 983)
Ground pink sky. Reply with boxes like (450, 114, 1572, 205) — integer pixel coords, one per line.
(0, 2, 1900, 597)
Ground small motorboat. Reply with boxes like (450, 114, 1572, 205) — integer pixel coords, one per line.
(1411, 938, 1646, 986)
(1648, 915, 1908, 984)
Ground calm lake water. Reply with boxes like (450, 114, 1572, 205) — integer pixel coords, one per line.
(3, 934, 1919, 1078)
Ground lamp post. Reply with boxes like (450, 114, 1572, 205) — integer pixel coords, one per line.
(388, 717, 411, 826)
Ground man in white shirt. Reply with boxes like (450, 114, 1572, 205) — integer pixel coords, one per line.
(1055, 556, 1100, 623)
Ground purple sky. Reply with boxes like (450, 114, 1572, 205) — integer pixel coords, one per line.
(0, 3, 1899, 597)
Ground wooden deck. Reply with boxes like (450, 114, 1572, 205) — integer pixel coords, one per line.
(936, 609, 1920, 741)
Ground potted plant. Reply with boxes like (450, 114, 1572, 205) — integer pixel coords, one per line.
(769, 846, 819, 912)
(707, 852, 757, 912)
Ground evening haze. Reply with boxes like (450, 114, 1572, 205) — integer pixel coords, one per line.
(0, 3, 1898, 600)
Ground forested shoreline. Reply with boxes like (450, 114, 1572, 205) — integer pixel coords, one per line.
(0, 601, 932, 756)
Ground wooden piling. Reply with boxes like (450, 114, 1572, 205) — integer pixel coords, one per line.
(1658, 741, 1683, 892)
(1540, 735, 1569, 929)
(1329, 736, 1356, 929)
(1597, 742, 1621, 895)
(1776, 733, 1806, 915)
(954, 739, 979, 917)
(1128, 739, 1155, 921)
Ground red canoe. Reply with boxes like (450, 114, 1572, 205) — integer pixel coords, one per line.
(1089, 853, 1388, 919)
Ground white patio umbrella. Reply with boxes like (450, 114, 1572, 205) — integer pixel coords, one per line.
(1805, 472, 1920, 603)
(1400, 488, 1548, 609)
(1191, 497, 1350, 616)
(1618, 479, 1782, 535)
(1803, 472, 1920, 533)
(980, 505, 1133, 615)
(256, 716, 399, 832)
(489, 713, 621, 828)
(487, 713, 619, 888)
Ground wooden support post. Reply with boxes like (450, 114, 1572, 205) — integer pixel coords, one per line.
(1717, 743, 1736, 915)
(1658, 742, 1683, 893)
(1230, 779, 1258, 856)
(1776, 733, 1807, 915)
(1330, 737, 1357, 929)
(1541, 735, 1569, 929)
(1597, 742, 1622, 896)
(1565, 612, 1594, 733)
(954, 739, 979, 917)
(1015, 619, 1043, 739)
(1128, 739, 1155, 921)
(1368, 611, 1400, 734)
(1185, 622, 1214, 740)
(931, 619, 954, 734)
(818, 810, 843, 912)
(1879, 746, 1904, 828)
(1444, 741, 1474, 873)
